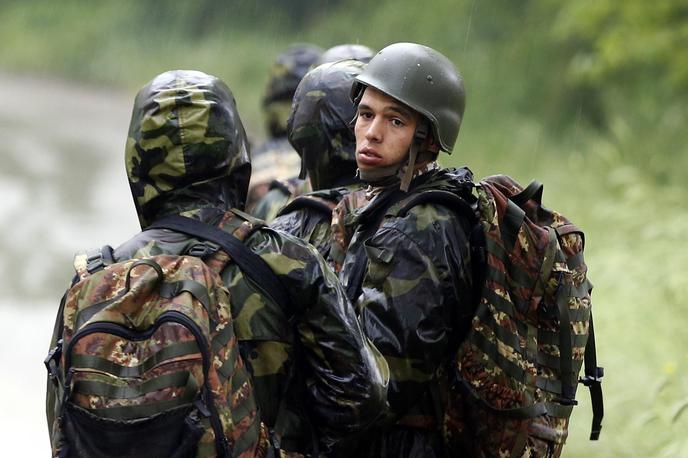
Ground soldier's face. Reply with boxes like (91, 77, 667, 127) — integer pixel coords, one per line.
(354, 87, 418, 172)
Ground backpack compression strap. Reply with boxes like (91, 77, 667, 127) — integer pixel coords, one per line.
(580, 313, 604, 440)
(147, 214, 290, 310)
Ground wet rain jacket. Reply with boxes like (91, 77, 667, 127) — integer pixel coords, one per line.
(271, 59, 368, 272)
(338, 167, 479, 457)
(49, 70, 387, 456)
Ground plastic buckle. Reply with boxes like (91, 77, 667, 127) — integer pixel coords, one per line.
(187, 241, 220, 258)
(85, 248, 105, 273)
(44, 339, 63, 382)
(579, 366, 604, 386)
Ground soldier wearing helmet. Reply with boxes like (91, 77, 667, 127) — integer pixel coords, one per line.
(47, 70, 388, 457)
(270, 59, 369, 271)
(316, 43, 376, 66)
(336, 43, 479, 457)
(249, 44, 376, 224)
(246, 43, 323, 221)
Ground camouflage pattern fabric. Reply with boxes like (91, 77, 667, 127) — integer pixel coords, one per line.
(287, 59, 364, 191)
(445, 175, 597, 457)
(316, 44, 375, 66)
(125, 70, 251, 228)
(263, 44, 324, 116)
(48, 69, 388, 456)
(248, 137, 302, 193)
(271, 59, 366, 269)
(337, 167, 478, 457)
(48, 252, 266, 457)
(246, 174, 310, 223)
(114, 207, 388, 454)
(329, 188, 370, 273)
(247, 44, 323, 218)
(263, 44, 323, 138)
(271, 184, 364, 269)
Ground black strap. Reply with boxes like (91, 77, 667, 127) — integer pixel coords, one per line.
(511, 180, 543, 206)
(147, 215, 290, 309)
(269, 179, 292, 196)
(277, 195, 336, 219)
(579, 313, 604, 440)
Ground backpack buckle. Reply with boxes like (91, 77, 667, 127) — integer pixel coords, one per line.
(85, 248, 105, 273)
(579, 366, 604, 386)
(44, 339, 63, 386)
(187, 241, 220, 258)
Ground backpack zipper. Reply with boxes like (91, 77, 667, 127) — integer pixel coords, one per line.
(63, 310, 230, 457)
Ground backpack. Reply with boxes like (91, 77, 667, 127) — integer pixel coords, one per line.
(45, 215, 289, 458)
(438, 175, 604, 457)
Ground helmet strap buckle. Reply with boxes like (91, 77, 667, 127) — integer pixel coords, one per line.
(399, 122, 430, 192)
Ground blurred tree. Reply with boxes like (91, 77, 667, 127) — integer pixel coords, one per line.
(552, 0, 688, 93)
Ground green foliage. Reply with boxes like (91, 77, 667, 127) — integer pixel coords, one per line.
(553, 0, 688, 92)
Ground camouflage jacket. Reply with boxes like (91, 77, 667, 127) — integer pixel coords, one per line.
(246, 137, 308, 222)
(113, 207, 388, 453)
(338, 167, 478, 456)
(271, 183, 365, 270)
(247, 176, 310, 223)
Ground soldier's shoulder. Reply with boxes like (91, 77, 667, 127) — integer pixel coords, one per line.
(382, 170, 476, 235)
(241, 208, 316, 254)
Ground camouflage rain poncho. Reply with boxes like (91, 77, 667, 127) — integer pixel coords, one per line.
(48, 70, 388, 456)
(271, 59, 366, 269)
(338, 167, 479, 457)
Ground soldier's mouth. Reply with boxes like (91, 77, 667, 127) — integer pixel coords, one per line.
(357, 148, 383, 167)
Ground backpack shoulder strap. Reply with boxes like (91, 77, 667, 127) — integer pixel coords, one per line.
(397, 189, 478, 225)
(276, 193, 338, 219)
(147, 214, 290, 309)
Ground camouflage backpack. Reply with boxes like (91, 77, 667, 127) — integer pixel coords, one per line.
(438, 175, 604, 457)
(44, 215, 291, 458)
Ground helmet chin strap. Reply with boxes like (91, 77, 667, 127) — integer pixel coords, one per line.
(399, 122, 429, 192)
(357, 163, 402, 183)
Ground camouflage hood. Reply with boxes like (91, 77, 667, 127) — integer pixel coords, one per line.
(126, 70, 251, 228)
(263, 43, 323, 137)
(287, 59, 364, 190)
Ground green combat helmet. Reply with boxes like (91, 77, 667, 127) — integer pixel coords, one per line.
(263, 43, 324, 138)
(317, 44, 375, 65)
(126, 70, 251, 228)
(350, 42, 466, 190)
(288, 59, 365, 190)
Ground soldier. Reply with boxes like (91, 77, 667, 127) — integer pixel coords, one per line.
(48, 70, 388, 457)
(271, 59, 367, 272)
(249, 44, 376, 223)
(246, 44, 323, 221)
(315, 43, 375, 66)
(337, 43, 479, 457)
